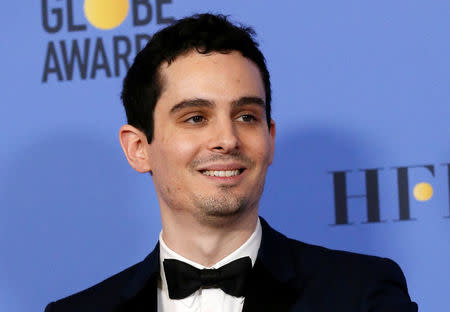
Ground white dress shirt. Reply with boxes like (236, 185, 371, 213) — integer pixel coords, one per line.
(157, 219, 262, 312)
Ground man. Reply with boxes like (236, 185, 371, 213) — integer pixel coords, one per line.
(45, 14, 417, 312)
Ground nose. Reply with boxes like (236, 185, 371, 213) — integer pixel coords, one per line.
(208, 118, 240, 153)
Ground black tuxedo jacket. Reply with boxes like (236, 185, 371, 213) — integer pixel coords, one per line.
(45, 218, 418, 311)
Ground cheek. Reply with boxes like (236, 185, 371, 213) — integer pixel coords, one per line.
(156, 133, 202, 171)
(243, 133, 272, 163)
(174, 138, 200, 159)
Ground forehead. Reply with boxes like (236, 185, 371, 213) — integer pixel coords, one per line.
(156, 50, 266, 110)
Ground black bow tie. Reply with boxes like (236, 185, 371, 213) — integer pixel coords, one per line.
(163, 256, 252, 299)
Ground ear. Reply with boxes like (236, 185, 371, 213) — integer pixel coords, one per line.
(268, 119, 276, 165)
(119, 125, 152, 173)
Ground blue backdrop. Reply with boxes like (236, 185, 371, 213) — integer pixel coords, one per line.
(1, 1, 449, 311)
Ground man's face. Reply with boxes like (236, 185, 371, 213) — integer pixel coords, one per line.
(146, 50, 275, 223)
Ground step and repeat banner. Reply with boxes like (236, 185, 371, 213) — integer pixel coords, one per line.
(1, 1, 448, 311)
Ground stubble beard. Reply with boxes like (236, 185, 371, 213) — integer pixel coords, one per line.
(194, 187, 250, 218)
(191, 180, 266, 227)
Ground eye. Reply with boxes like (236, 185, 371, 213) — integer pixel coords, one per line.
(185, 115, 205, 124)
(237, 114, 257, 122)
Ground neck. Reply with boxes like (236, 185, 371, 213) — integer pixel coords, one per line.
(160, 207, 259, 267)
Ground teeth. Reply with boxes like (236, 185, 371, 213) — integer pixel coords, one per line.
(202, 170, 241, 177)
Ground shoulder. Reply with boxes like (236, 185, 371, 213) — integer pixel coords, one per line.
(260, 218, 403, 281)
(259, 217, 409, 289)
(287, 237, 403, 279)
(45, 243, 160, 312)
(284, 238, 417, 311)
(45, 261, 141, 312)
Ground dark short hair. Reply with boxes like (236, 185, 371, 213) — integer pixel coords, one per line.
(121, 13, 271, 142)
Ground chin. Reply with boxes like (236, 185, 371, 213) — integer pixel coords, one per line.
(193, 194, 251, 223)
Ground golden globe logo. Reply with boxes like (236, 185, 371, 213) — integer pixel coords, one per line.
(413, 182, 433, 201)
(41, 0, 175, 82)
(84, 0, 130, 30)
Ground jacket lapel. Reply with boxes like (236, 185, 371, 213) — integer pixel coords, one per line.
(115, 243, 160, 312)
(243, 217, 304, 312)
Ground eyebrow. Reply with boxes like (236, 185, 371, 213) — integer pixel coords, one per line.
(170, 98, 213, 114)
(231, 96, 266, 108)
(170, 96, 266, 115)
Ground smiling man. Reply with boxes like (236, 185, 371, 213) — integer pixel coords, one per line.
(129, 50, 274, 237)
(45, 14, 417, 312)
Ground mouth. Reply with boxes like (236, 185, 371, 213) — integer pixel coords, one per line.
(200, 169, 246, 177)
